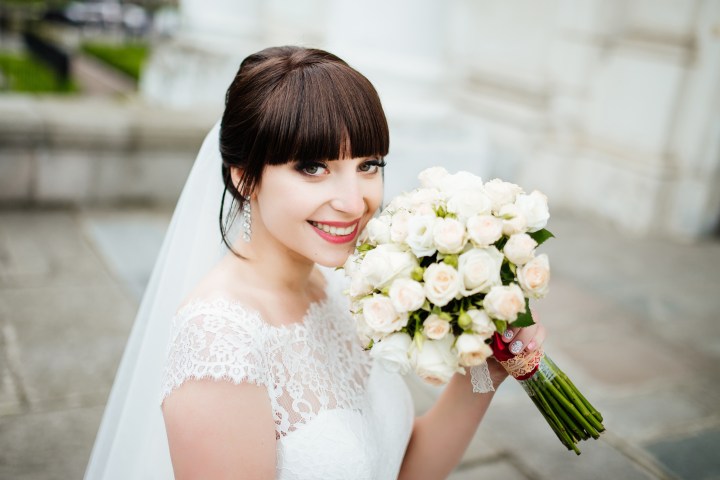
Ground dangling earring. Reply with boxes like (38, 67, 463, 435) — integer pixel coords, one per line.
(241, 198, 252, 242)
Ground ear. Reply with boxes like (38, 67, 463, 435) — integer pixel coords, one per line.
(229, 166, 250, 198)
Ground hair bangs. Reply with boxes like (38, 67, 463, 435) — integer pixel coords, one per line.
(253, 61, 389, 167)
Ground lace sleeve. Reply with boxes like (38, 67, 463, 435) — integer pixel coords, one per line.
(160, 301, 268, 402)
(470, 362, 495, 393)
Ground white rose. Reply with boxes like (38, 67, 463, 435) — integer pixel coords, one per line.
(484, 178, 524, 213)
(457, 247, 503, 295)
(389, 278, 426, 313)
(498, 203, 528, 236)
(408, 188, 444, 214)
(466, 215, 503, 246)
(386, 193, 412, 213)
(446, 189, 492, 221)
(432, 217, 466, 254)
(483, 284, 527, 322)
(390, 210, 411, 243)
(418, 167, 449, 189)
(365, 216, 391, 245)
(503, 233, 537, 266)
(456, 333, 494, 367)
(349, 272, 373, 298)
(359, 244, 417, 289)
(466, 309, 496, 339)
(411, 335, 463, 386)
(343, 254, 360, 276)
(423, 263, 461, 307)
(439, 171, 485, 192)
(353, 310, 376, 345)
(362, 295, 407, 334)
(422, 314, 451, 340)
(518, 254, 550, 299)
(370, 332, 413, 374)
(406, 215, 437, 257)
(515, 190, 550, 232)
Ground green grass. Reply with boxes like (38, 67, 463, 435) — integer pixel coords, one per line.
(0, 52, 76, 93)
(81, 42, 149, 81)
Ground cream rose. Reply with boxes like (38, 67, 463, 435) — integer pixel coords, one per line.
(484, 178, 523, 212)
(411, 335, 463, 386)
(483, 284, 527, 322)
(365, 216, 391, 245)
(466, 309, 496, 339)
(466, 215, 503, 247)
(370, 332, 413, 374)
(422, 314, 451, 340)
(359, 244, 417, 289)
(406, 215, 437, 257)
(423, 263, 461, 307)
(418, 166, 450, 189)
(498, 203, 528, 236)
(389, 278, 426, 313)
(362, 295, 407, 334)
(456, 333, 494, 367)
(518, 254, 551, 299)
(457, 247, 503, 295)
(446, 189, 492, 221)
(390, 210, 411, 243)
(432, 217, 466, 254)
(503, 233, 537, 266)
(515, 190, 549, 232)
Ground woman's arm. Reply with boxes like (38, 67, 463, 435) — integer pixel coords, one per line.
(399, 323, 546, 480)
(162, 379, 277, 480)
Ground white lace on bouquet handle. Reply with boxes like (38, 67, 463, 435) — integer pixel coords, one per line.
(470, 362, 494, 393)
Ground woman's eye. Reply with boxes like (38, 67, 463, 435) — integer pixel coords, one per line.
(359, 158, 387, 173)
(296, 162, 328, 176)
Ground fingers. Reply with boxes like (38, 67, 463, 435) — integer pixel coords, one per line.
(500, 311, 546, 355)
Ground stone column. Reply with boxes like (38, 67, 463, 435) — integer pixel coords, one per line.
(140, 0, 266, 110)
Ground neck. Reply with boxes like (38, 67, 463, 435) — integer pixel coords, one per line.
(228, 226, 317, 298)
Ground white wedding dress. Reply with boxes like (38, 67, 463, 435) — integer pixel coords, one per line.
(160, 270, 415, 479)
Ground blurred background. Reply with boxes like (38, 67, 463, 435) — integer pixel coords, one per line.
(0, 1, 719, 479)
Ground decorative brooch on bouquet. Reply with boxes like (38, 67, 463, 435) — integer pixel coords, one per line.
(343, 167, 605, 454)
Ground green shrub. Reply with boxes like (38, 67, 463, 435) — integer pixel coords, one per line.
(0, 52, 76, 93)
(81, 42, 149, 81)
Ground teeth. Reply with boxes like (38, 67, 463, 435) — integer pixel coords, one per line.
(311, 221, 356, 236)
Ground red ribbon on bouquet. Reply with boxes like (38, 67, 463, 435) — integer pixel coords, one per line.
(490, 332, 545, 381)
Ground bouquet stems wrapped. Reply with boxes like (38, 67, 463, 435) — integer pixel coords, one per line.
(491, 333, 605, 454)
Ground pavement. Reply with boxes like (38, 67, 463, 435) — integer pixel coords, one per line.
(0, 207, 719, 480)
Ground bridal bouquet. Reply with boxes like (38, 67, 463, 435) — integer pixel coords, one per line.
(343, 167, 604, 454)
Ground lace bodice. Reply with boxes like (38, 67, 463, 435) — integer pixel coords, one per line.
(161, 274, 414, 479)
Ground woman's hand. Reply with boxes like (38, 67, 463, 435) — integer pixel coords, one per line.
(487, 312, 547, 388)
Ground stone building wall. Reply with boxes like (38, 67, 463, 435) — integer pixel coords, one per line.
(140, 0, 720, 239)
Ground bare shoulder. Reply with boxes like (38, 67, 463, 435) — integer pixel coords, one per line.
(177, 254, 264, 313)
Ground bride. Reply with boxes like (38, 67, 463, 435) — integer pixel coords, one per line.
(86, 46, 546, 479)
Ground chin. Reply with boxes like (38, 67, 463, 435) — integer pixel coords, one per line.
(312, 248, 354, 268)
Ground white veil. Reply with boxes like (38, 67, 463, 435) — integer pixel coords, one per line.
(85, 121, 229, 479)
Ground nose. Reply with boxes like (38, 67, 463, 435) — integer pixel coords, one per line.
(329, 176, 365, 217)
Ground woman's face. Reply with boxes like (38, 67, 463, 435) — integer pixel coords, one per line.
(248, 155, 385, 268)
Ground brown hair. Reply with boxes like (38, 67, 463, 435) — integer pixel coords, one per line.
(219, 46, 389, 250)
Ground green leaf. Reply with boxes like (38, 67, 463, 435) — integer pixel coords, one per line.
(356, 243, 376, 253)
(493, 319, 508, 333)
(528, 229, 555, 246)
(510, 298, 535, 328)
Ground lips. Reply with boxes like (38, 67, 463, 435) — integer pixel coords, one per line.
(308, 220, 360, 244)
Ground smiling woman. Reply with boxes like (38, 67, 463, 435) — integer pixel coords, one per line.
(86, 45, 546, 480)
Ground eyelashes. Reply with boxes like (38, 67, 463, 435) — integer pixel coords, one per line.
(293, 158, 386, 177)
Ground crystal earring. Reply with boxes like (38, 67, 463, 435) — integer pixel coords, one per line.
(241, 198, 252, 242)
